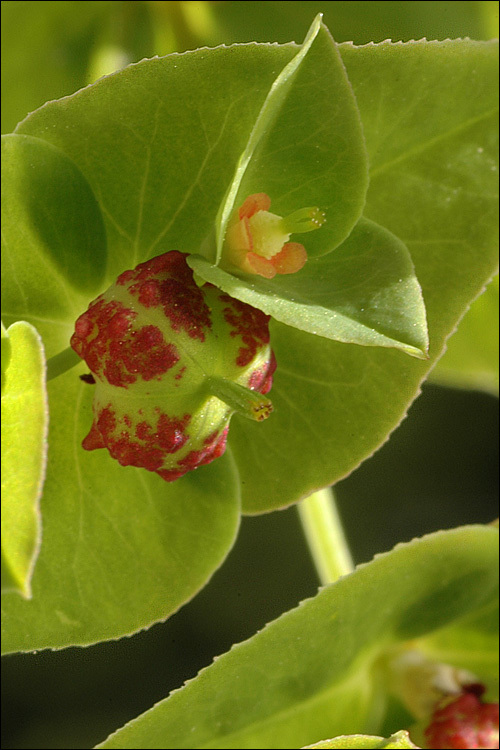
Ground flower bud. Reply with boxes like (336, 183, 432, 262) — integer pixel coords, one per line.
(223, 193, 325, 279)
(71, 251, 276, 481)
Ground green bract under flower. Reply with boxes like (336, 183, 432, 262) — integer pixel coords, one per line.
(71, 251, 276, 481)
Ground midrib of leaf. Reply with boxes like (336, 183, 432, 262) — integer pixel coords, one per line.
(132, 104, 161, 268)
(145, 92, 247, 263)
(369, 106, 499, 179)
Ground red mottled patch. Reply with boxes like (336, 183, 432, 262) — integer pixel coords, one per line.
(108, 436, 165, 472)
(156, 467, 187, 482)
(88, 405, 169, 473)
(97, 405, 117, 438)
(137, 280, 161, 307)
(116, 269, 135, 286)
(424, 684, 499, 750)
(247, 350, 277, 395)
(71, 297, 180, 386)
(124, 252, 212, 341)
(82, 420, 106, 450)
(179, 426, 229, 473)
(119, 325, 179, 382)
(74, 313, 96, 341)
(134, 412, 190, 454)
(157, 413, 190, 452)
(220, 294, 271, 367)
(174, 366, 187, 382)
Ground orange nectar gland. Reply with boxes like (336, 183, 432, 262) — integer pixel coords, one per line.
(225, 193, 326, 279)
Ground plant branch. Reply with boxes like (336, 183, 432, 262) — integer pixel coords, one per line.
(297, 486, 354, 585)
(46, 346, 81, 381)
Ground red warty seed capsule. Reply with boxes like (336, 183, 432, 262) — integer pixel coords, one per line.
(424, 684, 499, 749)
(71, 251, 276, 481)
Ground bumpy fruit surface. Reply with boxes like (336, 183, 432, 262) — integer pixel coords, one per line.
(424, 684, 499, 749)
(71, 251, 276, 481)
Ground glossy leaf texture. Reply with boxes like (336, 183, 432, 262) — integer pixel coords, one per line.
(1, 133, 107, 334)
(1, 321, 47, 598)
(96, 525, 498, 750)
(190, 217, 428, 357)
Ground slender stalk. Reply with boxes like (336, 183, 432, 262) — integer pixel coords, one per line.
(297, 486, 354, 586)
(206, 376, 273, 422)
(46, 346, 81, 382)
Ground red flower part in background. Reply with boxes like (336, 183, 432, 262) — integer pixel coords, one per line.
(71, 251, 276, 482)
(224, 192, 325, 279)
(424, 684, 499, 749)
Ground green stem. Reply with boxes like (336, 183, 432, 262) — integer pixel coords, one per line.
(297, 487, 354, 585)
(46, 346, 81, 381)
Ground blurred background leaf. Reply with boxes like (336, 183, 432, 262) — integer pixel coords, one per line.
(1, 3, 498, 749)
(429, 274, 498, 395)
(3, 1, 498, 136)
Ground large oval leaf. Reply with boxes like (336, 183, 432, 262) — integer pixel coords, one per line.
(96, 525, 498, 750)
(233, 37, 498, 513)
(1, 368, 241, 653)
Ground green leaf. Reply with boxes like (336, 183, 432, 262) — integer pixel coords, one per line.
(210, 1, 496, 47)
(429, 275, 499, 394)
(1, 1, 110, 134)
(96, 525, 498, 750)
(341, 38, 498, 358)
(1, 367, 241, 653)
(1, 320, 11, 392)
(215, 16, 368, 263)
(1, 133, 107, 346)
(190, 217, 428, 357)
(13, 43, 299, 284)
(418, 598, 499, 700)
(1, 321, 47, 598)
(303, 730, 419, 748)
(232, 37, 498, 513)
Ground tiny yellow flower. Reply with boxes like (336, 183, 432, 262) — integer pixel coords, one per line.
(224, 193, 325, 279)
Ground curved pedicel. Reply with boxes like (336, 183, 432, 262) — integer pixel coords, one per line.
(71, 251, 276, 481)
